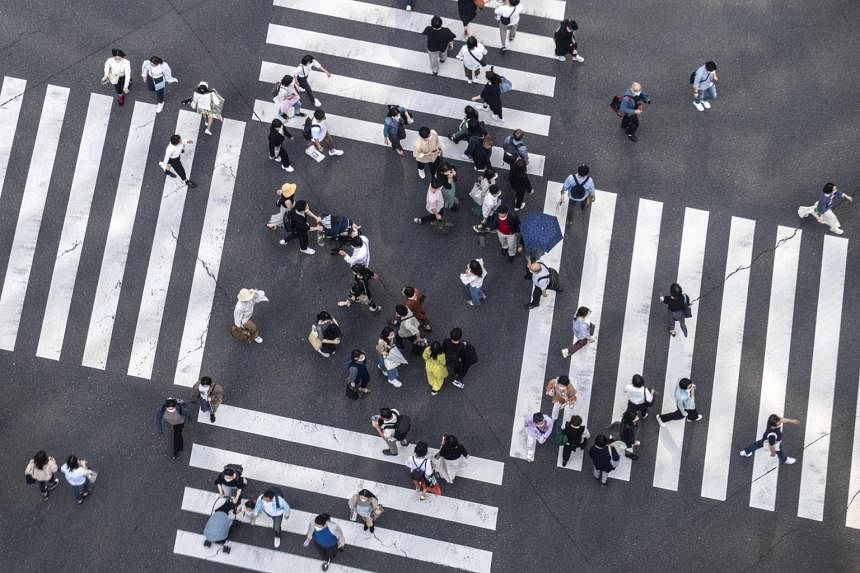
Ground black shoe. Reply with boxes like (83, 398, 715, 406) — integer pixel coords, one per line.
(164, 170, 177, 178)
(525, 303, 538, 309)
(203, 540, 212, 547)
(48, 479, 59, 491)
(222, 545, 231, 554)
(369, 525, 375, 533)
(508, 255, 515, 263)
(363, 523, 369, 531)
(451, 204, 459, 212)
(382, 449, 397, 456)
(186, 179, 197, 188)
(210, 413, 216, 423)
(172, 454, 180, 460)
(627, 134, 638, 143)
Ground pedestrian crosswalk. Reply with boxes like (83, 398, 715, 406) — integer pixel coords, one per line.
(509, 183, 859, 529)
(173, 404, 502, 572)
(0, 74, 243, 385)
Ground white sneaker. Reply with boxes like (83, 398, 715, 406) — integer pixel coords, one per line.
(300, 247, 316, 255)
(656, 415, 666, 428)
(693, 101, 705, 112)
(254, 336, 263, 344)
(337, 300, 351, 307)
(274, 537, 281, 548)
(739, 450, 752, 457)
(467, 79, 473, 85)
(701, 100, 711, 110)
(573, 55, 585, 63)
(783, 457, 796, 465)
(328, 149, 344, 156)
(492, 115, 504, 123)
(831, 227, 844, 235)
(451, 380, 464, 389)
(556, 55, 566, 62)
(405, 4, 412, 10)
(515, 202, 526, 211)
(417, 169, 426, 179)
(388, 379, 403, 388)
(561, 348, 570, 358)
(461, 153, 471, 160)
(156, 102, 164, 113)
(314, 98, 322, 107)
(282, 165, 294, 172)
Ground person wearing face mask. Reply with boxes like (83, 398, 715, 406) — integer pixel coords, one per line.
(192, 375, 224, 423)
(214, 465, 247, 505)
(303, 513, 346, 570)
(346, 349, 372, 396)
(101, 48, 131, 105)
(155, 398, 189, 460)
(348, 489, 384, 532)
(619, 81, 651, 143)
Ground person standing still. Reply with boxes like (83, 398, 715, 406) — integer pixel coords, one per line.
(798, 182, 853, 235)
(294, 54, 330, 108)
(494, 206, 521, 261)
(691, 61, 718, 111)
(423, 16, 456, 75)
(619, 82, 651, 143)
(25, 450, 59, 500)
(495, 0, 522, 53)
(156, 398, 189, 460)
(233, 288, 268, 344)
(660, 283, 691, 337)
(413, 126, 442, 179)
(192, 376, 224, 423)
(376, 328, 406, 388)
(656, 378, 704, 426)
(141, 55, 178, 113)
(160, 134, 197, 188)
(739, 414, 800, 464)
(101, 49, 131, 106)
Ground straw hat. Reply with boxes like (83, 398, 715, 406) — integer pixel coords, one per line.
(237, 288, 255, 302)
(279, 183, 297, 198)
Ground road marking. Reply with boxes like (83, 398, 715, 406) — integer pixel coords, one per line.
(608, 198, 663, 481)
(509, 181, 566, 459)
(798, 234, 847, 521)
(127, 110, 201, 379)
(652, 207, 709, 491)
(275, 0, 557, 60)
(0, 76, 26, 202)
(847, 370, 860, 529)
(259, 60, 551, 136)
(181, 488, 493, 573)
(174, 530, 372, 573)
(0, 84, 69, 351)
(266, 24, 556, 97)
(190, 444, 498, 530)
(196, 404, 504, 484)
(173, 119, 245, 387)
(36, 93, 113, 360)
(445, 0, 566, 20)
(749, 226, 802, 511)
(700, 217, 756, 500)
(557, 190, 617, 471)
(252, 99, 545, 177)
(82, 102, 158, 370)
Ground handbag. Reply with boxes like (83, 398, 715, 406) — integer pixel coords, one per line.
(86, 469, 98, 483)
(25, 474, 36, 485)
(308, 326, 322, 351)
(682, 294, 693, 318)
(396, 122, 407, 140)
(499, 7, 515, 25)
(553, 429, 566, 447)
(467, 47, 487, 67)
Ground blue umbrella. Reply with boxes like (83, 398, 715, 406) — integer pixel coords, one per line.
(520, 212, 563, 253)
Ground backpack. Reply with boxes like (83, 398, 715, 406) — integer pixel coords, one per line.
(409, 458, 431, 484)
(393, 414, 411, 440)
(539, 263, 561, 291)
(499, 76, 513, 94)
(269, 486, 286, 509)
(302, 116, 314, 141)
(610, 95, 628, 117)
(689, 71, 696, 85)
(271, 81, 281, 98)
(567, 175, 591, 201)
(223, 463, 244, 477)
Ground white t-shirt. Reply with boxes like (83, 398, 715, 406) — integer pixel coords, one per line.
(311, 120, 328, 142)
(457, 44, 487, 70)
(61, 464, 88, 486)
(495, 4, 522, 26)
(625, 384, 653, 405)
(294, 60, 323, 78)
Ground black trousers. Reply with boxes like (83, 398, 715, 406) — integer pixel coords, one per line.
(621, 114, 639, 136)
(113, 77, 126, 94)
(625, 400, 651, 418)
(296, 75, 316, 105)
(562, 440, 587, 464)
(453, 359, 474, 381)
(660, 408, 698, 422)
(168, 156, 187, 181)
(530, 285, 544, 306)
(419, 208, 444, 224)
(171, 423, 185, 455)
(283, 229, 309, 249)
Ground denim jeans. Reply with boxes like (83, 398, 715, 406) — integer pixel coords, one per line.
(742, 439, 788, 463)
(694, 85, 717, 103)
(467, 285, 486, 305)
(69, 478, 91, 501)
(376, 355, 399, 381)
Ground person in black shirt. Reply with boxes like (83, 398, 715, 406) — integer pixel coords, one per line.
(472, 70, 503, 122)
(280, 200, 321, 255)
(215, 467, 247, 504)
(338, 264, 381, 313)
(553, 19, 585, 63)
(434, 434, 470, 483)
(560, 414, 590, 466)
(442, 327, 478, 389)
(268, 118, 294, 172)
(422, 16, 456, 75)
(739, 414, 800, 464)
(509, 155, 533, 211)
(659, 283, 691, 337)
(465, 134, 494, 172)
(618, 410, 640, 460)
(314, 311, 342, 357)
(450, 105, 486, 143)
(457, 0, 479, 38)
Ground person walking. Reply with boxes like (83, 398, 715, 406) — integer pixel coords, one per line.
(450, 105, 486, 144)
(25, 450, 59, 501)
(403, 286, 432, 331)
(304, 513, 345, 570)
(553, 19, 585, 62)
(422, 341, 449, 396)
(473, 182, 501, 232)
(457, 0, 480, 38)
(560, 415, 590, 467)
(494, 205, 521, 261)
(268, 119, 295, 172)
(338, 264, 381, 313)
(525, 256, 556, 309)
(442, 327, 479, 389)
(414, 178, 446, 225)
(312, 311, 342, 358)
(434, 162, 460, 212)
(619, 81, 651, 143)
(156, 397, 189, 460)
(468, 167, 498, 216)
(215, 465, 247, 505)
(60, 455, 93, 504)
(524, 412, 553, 462)
(423, 15, 456, 75)
(160, 134, 197, 188)
(391, 304, 427, 354)
(588, 434, 620, 485)
(294, 54, 331, 108)
(184, 81, 223, 135)
(101, 48, 131, 106)
(413, 126, 442, 179)
(472, 71, 503, 122)
(434, 434, 470, 483)
(376, 326, 407, 388)
(561, 306, 595, 358)
(338, 235, 370, 268)
(656, 378, 704, 426)
(495, 0, 522, 53)
(464, 133, 494, 172)
(251, 488, 291, 548)
(346, 349, 372, 397)
(691, 61, 718, 111)
(140, 55, 178, 113)
(192, 376, 224, 423)
(544, 375, 578, 421)
(383, 105, 411, 157)
(233, 288, 268, 344)
(281, 199, 321, 255)
(618, 410, 641, 459)
(660, 283, 691, 337)
(739, 414, 800, 464)
(456, 36, 487, 84)
(460, 258, 487, 306)
(266, 182, 296, 230)
(407, 441, 440, 500)
(798, 182, 853, 235)
(502, 129, 528, 166)
(509, 155, 532, 210)
(372, 407, 410, 455)
(348, 489, 384, 532)
(559, 164, 595, 226)
(624, 374, 656, 420)
(272, 74, 303, 119)
(308, 109, 344, 157)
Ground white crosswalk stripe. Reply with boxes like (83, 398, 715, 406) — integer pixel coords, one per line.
(0, 76, 26, 202)
(447, 0, 567, 20)
(181, 488, 493, 572)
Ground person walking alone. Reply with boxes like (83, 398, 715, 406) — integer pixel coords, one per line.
(450, 105, 486, 144)
(160, 134, 197, 188)
(561, 306, 595, 358)
(156, 397, 189, 460)
(624, 374, 656, 420)
(559, 164, 595, 226)
(303, 513, 346, 570)
(413, 126, 442, 179)
(588, 434, 620, 485)
(434, 434, 470, 483)
(403, 286, 432, 331)
(251, 488, 291, 548)
(691, 61, 718, 111)
(184, 81, 223, 135)
(460, 258, 487, 306)
(383, 105, 410, 157)
(338, 264, 381, 313)
(192, 375, 224, 423)
(233, 288, 268, 344)
(553, 19, 585, 62)
(472, 70, 503, 122)
(524, 412, 553, 462)
(414, 178, 446, 226)
(309, 109, 344, 157)
(495, 0, 522, 53)
(268, 119, 295, 172)
(423, 16, 456, 75)
(798, 182, 853, 235)
(656, 378, 704, 426)
(423, 341, 448, 396)
(294, 54, 331, 108)
(456, 36, 487, 84)
(442, 327, 478, 389)
(101, 48, 131, 106)
(509, 155, 532, 210)
(739, 414, 800, 464)
(141, 55, 178, 113)
(346, 350, 372, 396)
(371, 407, 410, 455)
(619, 81, 651, 143)
(457, 0, 479, 38)
(560, 415, 590, 467)
(348, 489, 384, 532)
(494, 205, 521, 261)
(660, 283, 691, 337)
(25, 450, 59, 501)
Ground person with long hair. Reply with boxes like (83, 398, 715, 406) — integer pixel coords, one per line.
(375, 326, 405, 388)
(25, 450, 59, 500)
(268, 119, 295, 172)
(660, 283, 691, 337)
(60, 455, 92, 504)
(422, 341, 448, 395)
(460, 258, 487, 306)
(348, 489, 384, 532)
(434, 434, 469, 483)
(140, 55, 178, 113)
(272, 74, 302, 119)
(101, 48, 131, 105)
(185, 81, 223, 135)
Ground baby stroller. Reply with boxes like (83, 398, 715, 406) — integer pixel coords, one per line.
(203, 497, 240, 553)
(317, 213, 362, 253)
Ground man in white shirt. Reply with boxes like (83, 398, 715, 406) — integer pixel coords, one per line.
(160, 134, 197, 188)
(310, 109, 344, 157)
(339, 235, 369, 267)
(294, 54, 330, 108)
(495, 0, 522, 53)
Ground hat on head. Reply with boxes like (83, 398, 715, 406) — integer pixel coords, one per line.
(279, 183, 297, 197)
(237, 288, 255, 302)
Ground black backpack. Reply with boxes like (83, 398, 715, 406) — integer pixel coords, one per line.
(689, 71, 696, 84)
(538, 263, 561, 291)
(393, 414, 411, 440)
(223, 463, 244, 477)
(409, 458, 430, 484)
(268, 486, 286, 508)
(302, 116, 314, 141)
(568, 175, 591, 201)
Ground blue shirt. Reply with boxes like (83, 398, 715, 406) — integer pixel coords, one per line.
(620, 88, 651, 115)
(815, 190, 845, 214)
(562, 174, 595, 201)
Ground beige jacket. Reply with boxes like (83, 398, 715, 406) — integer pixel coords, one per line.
(192, 382, 224, 407)
(26, 457, 58, 482)
(413, 130, 441, 163)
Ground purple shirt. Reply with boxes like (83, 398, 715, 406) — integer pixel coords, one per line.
(524, 415, 554, 443)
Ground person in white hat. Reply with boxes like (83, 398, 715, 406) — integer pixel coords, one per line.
(233, 288, 268, 344)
